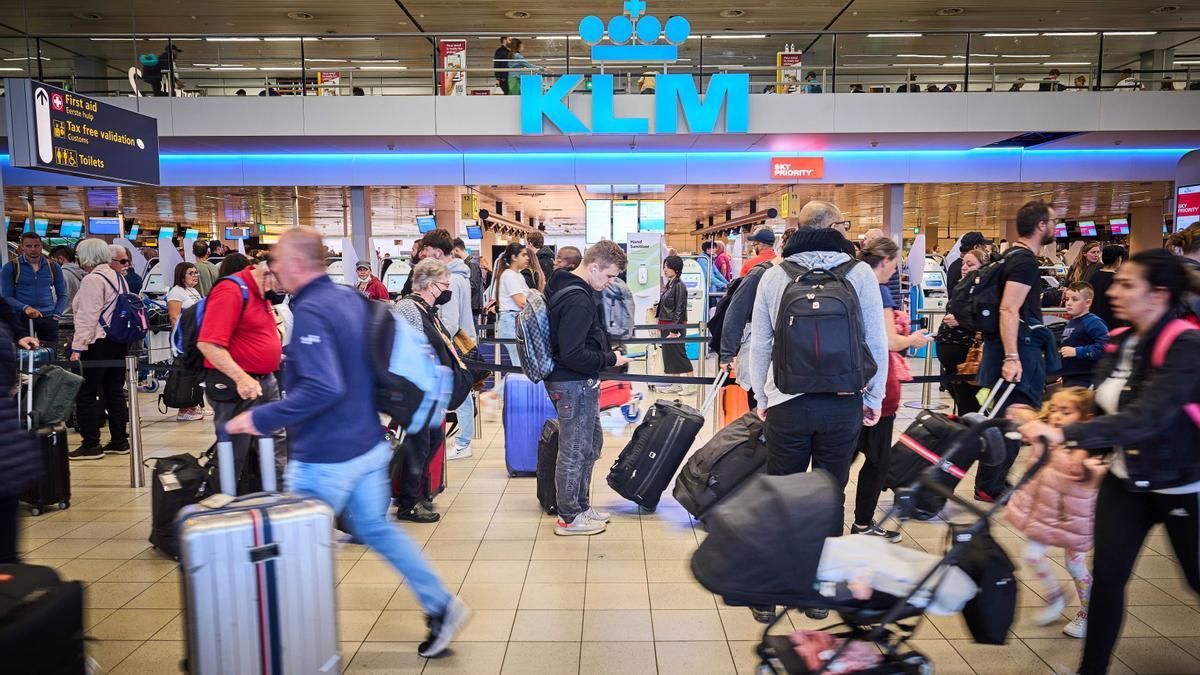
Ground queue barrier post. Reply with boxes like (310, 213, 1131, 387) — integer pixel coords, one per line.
(125, 353, 146, 489)
(903, 309, 949, 411)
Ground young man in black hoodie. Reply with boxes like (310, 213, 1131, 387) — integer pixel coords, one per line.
(546, 240, 631, 535)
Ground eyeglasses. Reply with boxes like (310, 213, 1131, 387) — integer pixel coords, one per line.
(186, 270, 199, 276)
(113, 258, 131, 266)
(831, 220, 852, 232)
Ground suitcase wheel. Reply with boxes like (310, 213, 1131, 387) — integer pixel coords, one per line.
(29, 506, 42, 516)
(59, 501, 69, 510)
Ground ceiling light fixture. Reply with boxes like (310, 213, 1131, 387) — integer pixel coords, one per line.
(999, 54, 1051, 58)
(287, 11, 315, 20)
(983, 33, 1037, 37)
(1150, 6, 1180, 14)
(704, 34, 768, 39)
(317, 37, 376, 41)
(720, 9, 746, 18)
(896, 53, 947, 58)
(937, 7, 965, 15)
(194, 63, 242, 67)
(868, 33, 923, 38)
(1044, 61, 1091, 66)
(357, 66, 409, 70)
(1104, 31, 1157, 36)
(206, 37, 261, 42)
(209, 66, 257, 71)
(1042, 32, 1097, 36)
(259, 66, 303, 71)
(505, 10, 531, 19)
(263, 37, 302, 42)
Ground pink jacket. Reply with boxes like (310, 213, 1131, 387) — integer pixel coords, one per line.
(71, 265, 125, 352)
(1005, 443, 1105, 552)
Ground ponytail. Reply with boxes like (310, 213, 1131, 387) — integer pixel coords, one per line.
(859, 236, 899, 270)
(493, 243, 525, 303)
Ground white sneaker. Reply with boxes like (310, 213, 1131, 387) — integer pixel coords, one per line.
(1063, 611, 1087, 638)
(584, 507, 611, 523)
(447, 446, 472, 460)
(418, 596, 471, 658)
(176, 410, 203, 422)
(1035, 592, 1067, 626)
(555, 514, 606, 536)
(654, 384, 679, 394)
(676, 385, 696, 396)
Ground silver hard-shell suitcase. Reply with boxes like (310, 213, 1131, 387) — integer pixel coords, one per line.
(177, 432, 340, 674)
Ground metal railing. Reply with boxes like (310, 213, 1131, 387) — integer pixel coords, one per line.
(1, 28, 1197, 98)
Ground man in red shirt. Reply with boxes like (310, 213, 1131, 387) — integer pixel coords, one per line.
(197, 260, 287, 490)
(740, 228, 777, 277)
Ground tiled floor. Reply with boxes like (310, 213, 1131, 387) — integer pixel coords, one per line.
(17, 373, 1200, 674)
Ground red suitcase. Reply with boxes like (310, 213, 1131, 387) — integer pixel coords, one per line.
(599, 380, 641, 422)
(389, 422, 447, 502)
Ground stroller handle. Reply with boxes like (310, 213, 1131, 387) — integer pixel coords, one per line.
(918, 417, 1011, 484)
(918, 434, 1054, 521)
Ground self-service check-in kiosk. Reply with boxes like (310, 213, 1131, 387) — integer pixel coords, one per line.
(679, 256, 708, 361)
(326, 259, 345, 286)
(382, 257, 413, 299)
(909, 256, 949, 357)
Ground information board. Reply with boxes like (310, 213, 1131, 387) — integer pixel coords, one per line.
(5, 78, 160, 185)
(612, 200, 639, 244)
(586, 199, 612, 243)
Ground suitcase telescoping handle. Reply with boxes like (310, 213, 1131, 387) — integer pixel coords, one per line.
(699, 370, 729, 416)
(979, 378, 1017, 419)
(215, 425, 277, 496)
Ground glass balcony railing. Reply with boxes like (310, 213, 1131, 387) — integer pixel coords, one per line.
(0, 29, 1196, 98)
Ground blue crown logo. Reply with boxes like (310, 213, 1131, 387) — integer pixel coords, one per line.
(578, 0, 691, 63)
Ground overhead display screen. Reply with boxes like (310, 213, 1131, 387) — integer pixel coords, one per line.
(417, 215, 436, 233)
(1109, 218, 1129, 235)
(611, 200, 639, 244)
(88, 216, 121, 235)
(58, 220, 83, 238)
(639, 199, 665, 233)
(1054, 222, 1068, 238)
(586, 199, 612, 243)
(1177, 185, 1200, 233)
(225, 226, 249, 240)
(127, 225, 140, 239)
(27, 218, 49, 236)
(1077, 221, 1097, 237)
(5, 78, 160, 185)
(466, 225, 483, 239)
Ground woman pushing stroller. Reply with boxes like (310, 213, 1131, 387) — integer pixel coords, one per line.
(1005, 387, 1103, 639)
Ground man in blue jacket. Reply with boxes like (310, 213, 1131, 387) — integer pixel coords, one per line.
(1, 233, 67, 343)
(1058, 281, 1109, 388)
(226, 228, 469, 658)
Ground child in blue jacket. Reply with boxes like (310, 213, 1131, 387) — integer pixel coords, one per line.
(1058, 282, 1109, 388)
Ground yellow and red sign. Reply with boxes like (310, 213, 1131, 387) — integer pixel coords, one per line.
(771, 157, 824, 180)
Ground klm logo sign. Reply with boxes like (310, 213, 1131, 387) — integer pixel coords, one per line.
(520, 1, 749, 135)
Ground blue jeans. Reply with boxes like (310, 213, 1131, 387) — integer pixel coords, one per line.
(545, 379, 602, 522)
(285, 441, 451, 616)
(453, 393, 475, 450)
(497, 311, 521, 367)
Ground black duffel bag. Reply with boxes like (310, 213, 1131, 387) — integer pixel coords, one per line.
(950, 523, 1017, 645)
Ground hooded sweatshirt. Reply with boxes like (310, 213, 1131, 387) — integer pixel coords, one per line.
(60, 262, 86, 313)
(748, 250, 888, 410)
(441, 257, 476, 340)
(547, 269, 616, 381)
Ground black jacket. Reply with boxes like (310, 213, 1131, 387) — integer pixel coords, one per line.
(1064, 316, 1200, 491)
(466, 256, 484, 316)
(657, 276, 687, 324)
(547, 271, 616, 381)
(536, 246, 555, 285)
(718, 260, 773, 362)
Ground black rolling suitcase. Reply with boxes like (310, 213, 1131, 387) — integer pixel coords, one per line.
(147, 451, 216, 558)
(673, 411, 767, 520)
(607, 373, 725, 512)
(537, 419, 560, 515)
(0, 564, 86, 675)
(16, 349, 72, 516)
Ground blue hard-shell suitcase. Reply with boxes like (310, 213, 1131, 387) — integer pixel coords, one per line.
(503, 373, 555, 476)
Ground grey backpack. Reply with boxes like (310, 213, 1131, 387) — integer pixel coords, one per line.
(602, 278, 636, 340)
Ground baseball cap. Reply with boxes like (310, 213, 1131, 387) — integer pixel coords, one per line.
(748, 229, 776, 245)
(355, 261, 371, 270)
(961, 231, 992, 250)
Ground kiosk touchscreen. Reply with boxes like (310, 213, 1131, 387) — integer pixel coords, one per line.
(382, 257, 413, 298)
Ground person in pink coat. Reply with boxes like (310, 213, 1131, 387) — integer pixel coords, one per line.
(1006, 387, 1104, 639)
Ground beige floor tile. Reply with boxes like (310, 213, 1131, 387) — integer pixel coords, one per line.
(580, 641, 657, 675)
(905, 639, 977, 675)
(429, 559, 472, 585)
(584, 582, 650, 610)
(85, 582, 154, 609)
(343, 642, 426, 673)
(475, 539, 536, 561)
(456, 609, 516, 642)
(458, 583, 525, 610)
(501, 641, 581, 675)
(520, 583, 586, 610)
(654, 640, 736, 675)
(150, 612, 185, 641)
(586, 559, 648, 583)
(337, 609, 384, 642)
(86, 639, 143, 673)
(1134, 555, 1186, 579)
(526, 560, 588, 584)
(1114, 636, 1200, 674)
(363, 610, 427, 642)
(1023, 637, 1132, 674)
(108, 639, 185, 675)
(90, 608, 180, 641)
(337, 583, 401, 611)
(510, 609, 584, 642)
(465, 560, 530, 584)
(949, 639, 1053, 674)
(718, 608, 795, 642)
(587, 539, 645, 560)
(423, 538, 482, 560)
(483, 521, 540, 540)
(1147, 577, 1200, 605)
(28, 538, 106, 558)
(650, 609, 727, 641)
(342, 559, 405, 584)
(1128, 604, 1200, 636)
(645, 558, 695, 583)
(125, 581, 182, 610)
(582, 609, 654, 642)
(532, 538, 590, 561)
(648, 582, 717, 610)
(97, 558, 179, 584)
(55, 557, 126, 583)
(423, 641, 508, 674)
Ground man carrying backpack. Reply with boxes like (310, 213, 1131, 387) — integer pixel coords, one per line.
(197, 258, 288, 489)
(225, 228, 470, 658)
(748, 204, 888, 509)
(2, 232, 67, 344)
(718, 234, 780, 409)
(973, 200, 1056, 502)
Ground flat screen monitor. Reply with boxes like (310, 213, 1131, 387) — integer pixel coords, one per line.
(127, 225, 140, 239)
(27, 218, 49, 236)
(585, 199, 612, 243)
(1077, 221, 1097, 237)
(158, 226, 175, 239)
(611, 200, 639, 244)
(1176, 184, 1200, 233)
(184, 228, 199, 239)
(88, 217, 121, 235)
(225, 226, 250, 240)
(58, 221, 83, 238)
(416, 215, 436, 233)
(466, 225, 483, 239)
(1109, 218, 1130, 236)
(386, 274, 409, 293)
(1054, 222, 1068, 238)
(639, 200, 665, 233)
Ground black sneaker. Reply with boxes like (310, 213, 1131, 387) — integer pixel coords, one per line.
(103, 440, 131, 455)
(851, 521, 903, 543)
(418, 498, 435, 511)
(418, 596, 471, 658)
(804, 608, 830, 620)
(69, 444, 104, 461)
(397, 504, 441, 523)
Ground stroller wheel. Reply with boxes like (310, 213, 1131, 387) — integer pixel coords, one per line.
(903, 653, 933, 675)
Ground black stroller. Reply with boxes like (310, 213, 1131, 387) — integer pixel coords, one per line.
(691, 419, 1051, 675)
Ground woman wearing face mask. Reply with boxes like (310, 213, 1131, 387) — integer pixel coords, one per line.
(938, 249, 987, 414)
(1019, 250, 1200, 675)
(354, 261, 389, 301)
(392, 259, 464, 523)
(1068, 241, 1103, 285)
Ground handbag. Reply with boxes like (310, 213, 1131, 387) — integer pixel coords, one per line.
(950, 523, 1016, 645)
(959, 339, 983, 377)
(453, 329, 490, 389)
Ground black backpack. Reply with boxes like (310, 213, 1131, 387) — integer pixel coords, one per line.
(171, 276, 249, 371)
(771, 260, 877, 395)
(946, 249, 1019, 336)
(706, 261, 772, 353)
(951, 523, 1017, 644)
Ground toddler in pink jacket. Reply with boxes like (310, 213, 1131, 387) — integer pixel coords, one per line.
(1006, 388, 1104, 639)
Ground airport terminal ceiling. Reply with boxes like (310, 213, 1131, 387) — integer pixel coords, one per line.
(4, 180, 1174, 241)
